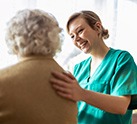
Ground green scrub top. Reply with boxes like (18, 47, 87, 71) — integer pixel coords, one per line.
(73, 48, 137, 124)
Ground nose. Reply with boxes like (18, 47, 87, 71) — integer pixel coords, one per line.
(74, 35, 81, 42)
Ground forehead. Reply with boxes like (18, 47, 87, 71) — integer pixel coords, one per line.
(68, 17, 88, 33)
(70, 17, 87, 26)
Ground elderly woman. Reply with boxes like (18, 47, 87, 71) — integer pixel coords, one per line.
(0, 9, 77, 124)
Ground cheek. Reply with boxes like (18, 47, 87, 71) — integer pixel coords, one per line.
(81, 31, 91, 40)
(87, 32, 97, 42)
(72, 40, 79, 48)
(73, 41, 78, 47)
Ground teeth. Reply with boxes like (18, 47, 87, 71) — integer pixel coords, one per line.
(77, 41, 87, 49)
(80, 42, 86, 47)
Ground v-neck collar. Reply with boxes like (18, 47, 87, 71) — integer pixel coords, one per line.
(89, 48, 113, 79)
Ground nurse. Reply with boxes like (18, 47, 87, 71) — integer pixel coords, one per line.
(50, 10, 137, 124)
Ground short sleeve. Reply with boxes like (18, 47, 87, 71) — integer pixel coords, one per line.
(110, 51, 137, 109)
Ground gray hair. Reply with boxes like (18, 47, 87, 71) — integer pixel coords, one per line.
(5, 9, 63, 57)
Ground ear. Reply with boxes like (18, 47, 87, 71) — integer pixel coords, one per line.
(94, 21, 102, 32)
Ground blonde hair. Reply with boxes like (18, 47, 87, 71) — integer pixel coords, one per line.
(66, 10, 109, 39)
(5, 9, 63, 57)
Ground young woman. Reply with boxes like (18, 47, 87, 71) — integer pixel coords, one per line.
(50, 10, 137, 124)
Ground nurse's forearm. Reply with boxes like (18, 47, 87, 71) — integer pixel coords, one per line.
(80, 89, 131, 114)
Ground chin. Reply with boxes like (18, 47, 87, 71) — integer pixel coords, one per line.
(82, 51, 89, 54)
(82, 49, 90, 54)
(82, 47, 91, 53)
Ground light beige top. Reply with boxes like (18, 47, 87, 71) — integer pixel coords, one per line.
(0, 56, 77, 124)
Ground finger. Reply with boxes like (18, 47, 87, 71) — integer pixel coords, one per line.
(51, 71, 65, 80)
(52, 84, 66, 92)
(50, 78, 70, 88)
(51, 71, 74, 83)
(56, 91, 73, 100)
(62, 71, 75, 80)
(52, 83, 70, 94)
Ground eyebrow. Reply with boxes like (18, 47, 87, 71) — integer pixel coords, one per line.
(71, 24, 83, 33)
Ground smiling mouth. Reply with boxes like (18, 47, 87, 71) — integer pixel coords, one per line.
(79, 41, 87, 49)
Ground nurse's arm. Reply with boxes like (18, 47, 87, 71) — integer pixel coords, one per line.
(50, 71, 131, 114)
(81, 89, 131, 114)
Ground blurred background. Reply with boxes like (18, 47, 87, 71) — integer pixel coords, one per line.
(0, 0, 137, 69)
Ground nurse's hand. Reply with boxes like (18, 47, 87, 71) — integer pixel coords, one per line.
(50, 71, 83, 102)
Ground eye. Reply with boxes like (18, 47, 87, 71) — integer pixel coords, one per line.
(70, 35, 74, 39)
(77, 28, 83, 34)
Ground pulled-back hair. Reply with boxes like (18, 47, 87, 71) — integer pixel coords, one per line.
(5, 9, 63, 57)
(66, 10, 109, 39)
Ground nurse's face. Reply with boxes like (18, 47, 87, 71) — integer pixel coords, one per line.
(68, 17, 99, 54)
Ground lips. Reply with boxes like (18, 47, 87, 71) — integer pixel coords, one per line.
(79, 41, 88, 49)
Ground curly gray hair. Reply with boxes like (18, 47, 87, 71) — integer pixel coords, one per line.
(5, 9, 63, 57)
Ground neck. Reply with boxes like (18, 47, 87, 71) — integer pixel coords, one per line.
(89, 45, 110, 77)
(90, 40, 110, 61)
(18, 55, 53, 62)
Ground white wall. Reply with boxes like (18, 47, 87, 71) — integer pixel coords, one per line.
(0, 0, 136, 69)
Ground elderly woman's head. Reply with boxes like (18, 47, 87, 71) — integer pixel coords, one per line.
(5, 9, 63, 57)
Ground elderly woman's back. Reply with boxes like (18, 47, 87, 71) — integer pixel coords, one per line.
(0, 9, 77, 124)
(0, 56, 77, 124)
